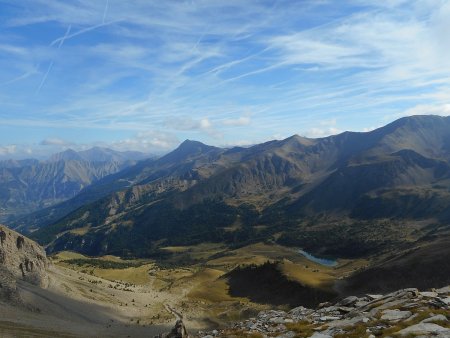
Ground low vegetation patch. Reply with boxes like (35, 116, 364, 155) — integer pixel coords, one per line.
(62, 258, 146, 269)
(285, 320, 316, 336)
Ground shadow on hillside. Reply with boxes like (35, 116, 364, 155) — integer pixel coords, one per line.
(225, 261, 337, 308)
(341, 235, 450, 295)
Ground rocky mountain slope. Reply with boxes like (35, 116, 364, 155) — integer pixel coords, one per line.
(0, 147, 147, 222)
(0, 224, 49, 303)
(197, 286, 450, 337)
(25, 115, 450, 263)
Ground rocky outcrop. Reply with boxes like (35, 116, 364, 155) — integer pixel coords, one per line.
(0, 224, 49, 300)
(198, 286, 450, 337)
(155, 319, 189, 338)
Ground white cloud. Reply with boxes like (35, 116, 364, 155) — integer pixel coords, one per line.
(305, 127, 342, 138)
(164, 116, 212, 131)
(0, 145, 17, 156)
(40, 137, 73, 146)
(223, 116, 251, 126)
(400, 103, 450, 117)
(111, 130, 179, 153)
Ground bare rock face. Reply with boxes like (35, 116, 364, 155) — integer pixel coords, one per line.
(0, 225, 49, 291)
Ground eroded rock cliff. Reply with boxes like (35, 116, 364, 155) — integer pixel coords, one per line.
(0, 224, 49, 302)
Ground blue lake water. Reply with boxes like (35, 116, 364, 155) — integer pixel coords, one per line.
(298, 249, 338, 267)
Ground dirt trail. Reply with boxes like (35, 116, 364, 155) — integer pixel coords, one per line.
(165, 304, 183, 320)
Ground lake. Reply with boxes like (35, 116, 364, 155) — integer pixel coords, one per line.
(299, 249, 338, 267)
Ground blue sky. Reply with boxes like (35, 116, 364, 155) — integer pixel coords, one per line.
(0, 0, 450, 159)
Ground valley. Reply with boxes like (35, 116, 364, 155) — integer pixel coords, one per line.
(1, 115, 450, 337)
(1, 241, 367, 337)
(3, 1, 450, 335)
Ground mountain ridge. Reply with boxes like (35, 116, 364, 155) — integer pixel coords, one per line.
(19, 115, 450, 261)
(0, 147, 149, 222)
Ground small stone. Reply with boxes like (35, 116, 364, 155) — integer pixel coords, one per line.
(435, 286, 450, 294)
(355, 301, 369, 307)
(276, 331, 296, 338)
(337, 306, 353, 313)
(397, 323, 450, 336)
(421, 314, 448, 323)
(367, 294, 383, 300)
(310, 333, 333, 338)
(380, 309, 412, 321)
(319, 316, 341, 321)
(318, 302, 332, 308)
(340, 296, 359, 306)
(419, 291, 438, 298)
(269, 317, 286, 324)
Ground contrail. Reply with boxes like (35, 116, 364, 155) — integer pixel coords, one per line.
(36, 61, 54, 94)
(50, 20, 121, 47)
(36, 25, 72, 94)
(102, 0, 109, 24)
(57, 25, 72, 49)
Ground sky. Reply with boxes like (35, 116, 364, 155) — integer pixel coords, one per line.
(0, 0, 450, 159)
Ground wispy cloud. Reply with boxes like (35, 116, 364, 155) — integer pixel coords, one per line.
(222, 116, 251, 126)
(40, 137, 74, 146)
(1, 0, 449, 158)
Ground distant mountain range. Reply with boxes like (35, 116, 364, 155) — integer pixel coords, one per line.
(8, 115, 446, 263)
(0, 147, 148, 221)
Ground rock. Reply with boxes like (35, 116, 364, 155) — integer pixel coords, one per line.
(421, 314, 448, 323)
(310, 333, 333, 338)
(339, 296, 359, 306)
(156, 319, 189, 338)
(269, 317, 286, 324)
(337, 306, 353, 313)
(323, 316, 365, 329)
(397, 323, 450, 336)
(199, 284, 450, 338)
(435, 286, 450, 294)
(367, 294, 383, 300)
(318, 302, 332, 308)
(355, 300, 369, 307)
(419, 291, 438, 298)
(380, 309, 412, 321)
(0, 225, 49, 302)
(0, 267, 20, 303)
(276, 331, 296, 338)
(374, 298, 409, 311)
(319, 316, 341, 322)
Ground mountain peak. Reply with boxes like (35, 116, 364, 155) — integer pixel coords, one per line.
(279, 134, 315, 148)
(178, 139, 210, 150)
(48, 148, 83, 162)
(159, 139, 221, 164)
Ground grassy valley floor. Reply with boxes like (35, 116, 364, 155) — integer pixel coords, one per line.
(1, 242, 370, 337)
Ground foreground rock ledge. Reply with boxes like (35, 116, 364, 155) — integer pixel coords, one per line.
(194, 286, 450, 338)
